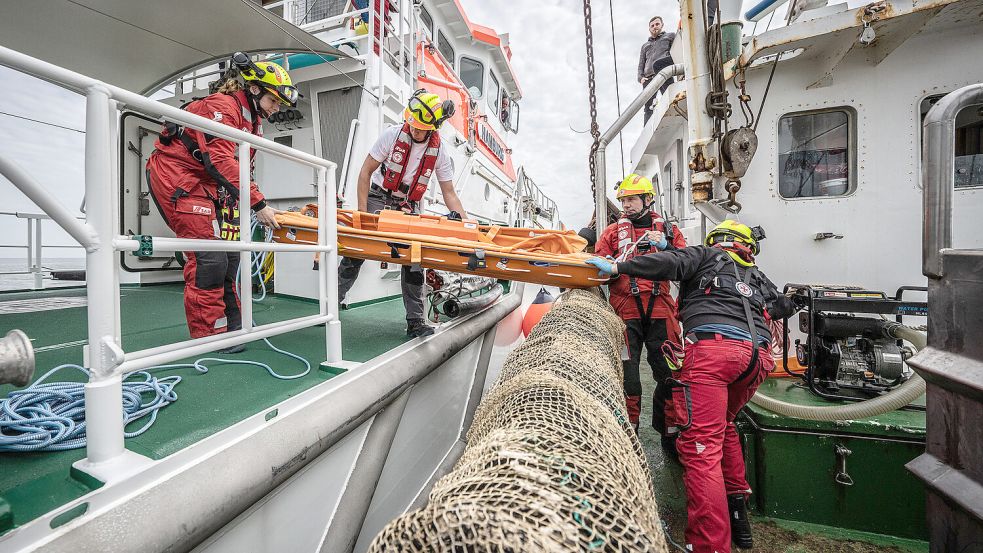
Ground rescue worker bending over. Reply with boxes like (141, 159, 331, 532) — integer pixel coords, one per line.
(147, 53, 296, 348)
(587, 221, 796, 553)
(594, 174, 686, 443)
(338, 90, 467, 338)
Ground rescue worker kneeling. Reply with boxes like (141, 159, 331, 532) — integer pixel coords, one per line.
(587, 221, 796, 553)
(594, 174, 686, 442)
(147, 53, 297, 346)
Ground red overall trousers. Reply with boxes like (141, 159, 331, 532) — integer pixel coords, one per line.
(673, 335, 770, 553)
(145, 90, 265, 338)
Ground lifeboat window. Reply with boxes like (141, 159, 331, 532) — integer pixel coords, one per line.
(418, 5, 434, 38)
(460, 57, 484, 99)
(437, 30, 455, 70)
(778, 108, 854, 199)
(922, 95, 983, 188)
(488, 72, 500, 116)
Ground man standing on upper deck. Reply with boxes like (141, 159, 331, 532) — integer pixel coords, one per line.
(337, 89, 467, 338)
(638, 15, 675, 123)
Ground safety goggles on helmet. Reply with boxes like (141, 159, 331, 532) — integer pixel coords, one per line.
(259, 83, 300, 107)
(406, 89, 455, 130)
(231, 52, 301, 108)
(705, 221, 765, 255)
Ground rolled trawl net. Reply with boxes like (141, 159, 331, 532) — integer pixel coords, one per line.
(368, 289, 668, 552)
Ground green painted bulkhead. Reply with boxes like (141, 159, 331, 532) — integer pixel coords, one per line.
(737, 377, 927, 542)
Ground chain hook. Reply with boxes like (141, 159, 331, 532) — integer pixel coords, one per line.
(726, 180, 743, 211)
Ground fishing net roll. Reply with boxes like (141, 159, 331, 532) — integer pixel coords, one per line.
(367, 290, 667, 552)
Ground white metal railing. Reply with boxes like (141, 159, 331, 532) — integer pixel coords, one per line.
(0, 44, 342, 475)
(0, 211, 84, 289)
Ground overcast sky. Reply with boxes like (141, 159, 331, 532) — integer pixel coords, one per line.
(461, 0, 679, 230)
(0, 0, 763, 261)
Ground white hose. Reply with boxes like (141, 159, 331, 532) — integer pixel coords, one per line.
(749, 324, 927, 421)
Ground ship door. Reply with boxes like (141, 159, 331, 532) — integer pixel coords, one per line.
(118, 111, 181, 273)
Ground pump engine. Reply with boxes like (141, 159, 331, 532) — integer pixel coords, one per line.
(783, 285, 927, 400)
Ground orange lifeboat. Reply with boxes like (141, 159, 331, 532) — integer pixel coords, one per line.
(272, 207, 607, 289)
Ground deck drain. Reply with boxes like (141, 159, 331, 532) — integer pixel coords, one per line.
(49, 503, 88, 529)
(0, 297, 87, 314)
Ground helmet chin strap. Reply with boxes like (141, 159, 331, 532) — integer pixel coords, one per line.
(626, 196, 653, 221)
(410, 129, 431, 144)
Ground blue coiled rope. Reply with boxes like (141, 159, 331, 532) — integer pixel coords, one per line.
(0, 340, 310, 453)
(0, 217, 312, 452)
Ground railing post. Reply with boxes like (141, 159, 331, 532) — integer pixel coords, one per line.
(239, 142, 253, 329)
(33, 217, 43, 289)
(81, 85, 126, 465)
(320, 166, 343, 363)
(25, 218, 34, 288)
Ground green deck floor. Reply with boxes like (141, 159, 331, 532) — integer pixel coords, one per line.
(0, 284, 410, 534)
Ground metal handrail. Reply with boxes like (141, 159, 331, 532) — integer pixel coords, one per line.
(339, 118, 361, 197)
(922, 83, 983, 278)
(0, 211, 84, 290)
(593, 64, 685, 238)
(0, 43, 341, 470)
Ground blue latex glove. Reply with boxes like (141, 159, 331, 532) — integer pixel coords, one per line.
(586, 256, 616, 277)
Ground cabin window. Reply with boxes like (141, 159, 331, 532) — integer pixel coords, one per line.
(437, 31, 455, 70)
(418, 5, 434, 38)
(778, 108, 854, 199)
(921, 96, 983, 188)
(460, 57, 484, 99)
(488, 72, 500, 116)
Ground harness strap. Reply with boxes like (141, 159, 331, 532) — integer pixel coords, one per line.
(734, 262, 761, 382)
(629, 276, 659, 328)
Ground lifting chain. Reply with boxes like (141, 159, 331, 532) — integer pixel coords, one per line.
(582, 0, 601, 198)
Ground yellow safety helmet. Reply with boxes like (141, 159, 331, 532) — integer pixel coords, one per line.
(616, 173, 655, 199)
(405, 89, 455, 131)
(705, 220, 765, 255)
(232, 52, 300, 107)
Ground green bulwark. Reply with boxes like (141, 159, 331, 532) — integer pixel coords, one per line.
(0, 284, 411, 535)
(737, 377, 927, 542)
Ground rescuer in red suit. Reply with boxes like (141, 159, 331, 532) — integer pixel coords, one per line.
(594, 173, 686, 443)
(147, 54, 299, 345)
(588, 221, 798, 553)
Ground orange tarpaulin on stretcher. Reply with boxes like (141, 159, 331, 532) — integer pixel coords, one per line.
(272, 208, 607, 289)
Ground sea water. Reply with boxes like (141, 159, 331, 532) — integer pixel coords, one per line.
(0, 257, 85, 292)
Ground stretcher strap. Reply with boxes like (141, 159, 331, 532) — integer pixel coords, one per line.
(410, 241, 422, 264)
(352, 211, 362, 229)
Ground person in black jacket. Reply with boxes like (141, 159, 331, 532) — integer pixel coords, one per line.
(587, 220, 796, 553)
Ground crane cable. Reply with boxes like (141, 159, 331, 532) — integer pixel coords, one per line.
(606, 0, 626, 179)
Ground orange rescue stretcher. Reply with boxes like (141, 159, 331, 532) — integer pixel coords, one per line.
(272, 206, 607, 289)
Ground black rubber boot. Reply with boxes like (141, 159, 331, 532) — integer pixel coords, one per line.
(406, 319, 435, 338)
(660, 434, 679, 461)
(728, 494, 754, 549)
